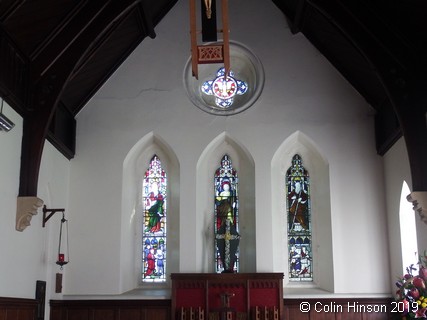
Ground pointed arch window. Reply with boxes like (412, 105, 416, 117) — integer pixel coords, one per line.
(214, 155, 240, 273)
(142, 155, 167, 283)
(287, 154, 313, 282)
(399, 181, 418, 274)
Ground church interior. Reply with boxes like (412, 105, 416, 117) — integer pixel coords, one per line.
(0, 0, 426, 319)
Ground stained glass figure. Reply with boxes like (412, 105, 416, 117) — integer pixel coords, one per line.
(202, 68, 248, 108)
(214, 155, 240, 273)
(142, 155, 167, 282)
(287, 154, 313, 281)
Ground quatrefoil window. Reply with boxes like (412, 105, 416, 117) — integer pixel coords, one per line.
(201, 68, 248, 108)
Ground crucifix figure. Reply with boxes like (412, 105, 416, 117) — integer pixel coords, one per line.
(204, 0, 212, 19)
(216, 218, 240, 272)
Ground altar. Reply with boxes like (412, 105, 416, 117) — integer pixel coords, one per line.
(171, 273, 284, 320)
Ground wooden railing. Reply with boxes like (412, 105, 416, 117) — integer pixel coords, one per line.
(49, 296, 394, 320)
(0, 297, 38, 320)
(50, 299, 171, 320)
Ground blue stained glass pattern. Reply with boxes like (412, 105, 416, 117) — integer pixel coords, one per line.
(202, 68, 248, 108)
(142, 155, 167, 282)
(214, 155, 240, 273)
(287, 154, 313, 282)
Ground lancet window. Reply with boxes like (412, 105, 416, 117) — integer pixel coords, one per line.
(214, 155, 240, 273)
(142, 155, 167, 282)
(287, 154, 313, 282)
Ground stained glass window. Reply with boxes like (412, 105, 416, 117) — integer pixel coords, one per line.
(214, 155, 240, 273)
(202, 68, 248, 108)
(142, 155, 167, 283)
(287, 154, 313, 282)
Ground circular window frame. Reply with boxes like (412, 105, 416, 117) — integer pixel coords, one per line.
(183, 41, 265, 116)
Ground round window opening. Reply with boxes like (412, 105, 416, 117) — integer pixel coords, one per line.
(183, 41, 264, 116)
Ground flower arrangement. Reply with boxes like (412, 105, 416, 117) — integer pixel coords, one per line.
(395, 252, 427, 319)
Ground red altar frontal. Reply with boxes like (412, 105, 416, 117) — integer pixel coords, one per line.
(171, 273, 284, 320)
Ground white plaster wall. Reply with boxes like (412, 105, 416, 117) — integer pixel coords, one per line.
(0, 103, 30, 298)
(66, 0, 390, 296)
(383, 137, 427, 294)
(0, 100, 70, 311)
(37, 139, 72, 308)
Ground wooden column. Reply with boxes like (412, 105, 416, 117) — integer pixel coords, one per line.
(16, 0, 142, 230)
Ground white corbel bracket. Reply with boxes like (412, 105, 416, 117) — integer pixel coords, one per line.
(407, 191, 427, 225)
(16, 196, 44, 231)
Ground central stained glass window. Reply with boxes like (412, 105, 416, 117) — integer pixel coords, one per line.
(202, 68, 248, 108)
(214, 155, 240, 273)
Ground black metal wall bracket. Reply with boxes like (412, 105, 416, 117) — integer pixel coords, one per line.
(42, 205, 65, 228)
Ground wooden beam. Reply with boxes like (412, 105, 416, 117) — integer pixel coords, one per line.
(18, 0, 142, 197)
(138, 1, 157, 39)
(395, 80, 427, 191)
(0, 27, 29, 115)
(221, 0, 230, 76)
(307, 0, 427, 192)
(189, 0, 198, 78)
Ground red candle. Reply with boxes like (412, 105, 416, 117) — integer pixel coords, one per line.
(58, 253, 65, 262)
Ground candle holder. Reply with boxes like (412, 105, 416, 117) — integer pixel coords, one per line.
(42, 206, 70, 269)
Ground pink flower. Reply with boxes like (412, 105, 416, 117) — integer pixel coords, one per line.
(413, 276, 426, 289)
(402, 299, 410, 314)
(415, 307, 426, 318)
(419, 267, 427, 281)
(410, 288, 420, 299)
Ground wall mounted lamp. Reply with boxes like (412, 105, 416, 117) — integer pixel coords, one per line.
(0, 98, 15, 132)
(42, 205, 70, 268)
